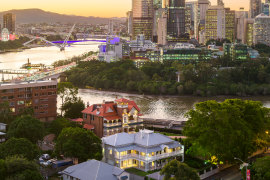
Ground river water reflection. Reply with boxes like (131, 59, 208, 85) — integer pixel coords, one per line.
(76, 89, 270, 121)
(2, 43, 270, 121)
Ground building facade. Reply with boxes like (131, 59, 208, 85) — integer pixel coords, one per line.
(102, 129, 184, 172)
(253, 13, 270, 46)
(205, 6, 226, 43)
(82, 98, 144, 138)
(194, 0, 210, 40)
(0, 80, 57, 122)
(132, 0, 154, 40)
(249, 0, 261, 18)
(3, 13, 16, 34)
(243, 18, 254, 46)
(225, 8, 235, 43)
(235, 9, 249, 43)
(167, 0, 186, 43)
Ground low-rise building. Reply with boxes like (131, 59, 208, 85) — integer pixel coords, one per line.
(102, 129, 184, 172)
(62, 159, 130, 180)
(223, 43, 248, 60)
(0, 80, 57, 122)
(82, 98, 144, 138)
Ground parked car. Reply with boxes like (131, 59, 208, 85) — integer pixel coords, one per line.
(42, 154, 50, 160)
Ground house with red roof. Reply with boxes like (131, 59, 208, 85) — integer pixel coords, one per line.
(82, 98, 144, 138)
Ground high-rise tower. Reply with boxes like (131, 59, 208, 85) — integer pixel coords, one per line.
(249, 0, 261, 18)
(132, 0, 154, 40)
(167, 0, 186, 43)
(3, 13, 16, 34)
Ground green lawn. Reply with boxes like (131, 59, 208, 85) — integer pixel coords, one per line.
(155, 131, 181, 137)
(125, 168, 160, 177)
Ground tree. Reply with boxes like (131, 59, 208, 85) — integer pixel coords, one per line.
(57, 82, 79, 116)
(62, 98, 85, 119)
(184, 99, 270, 164)
(49, 117, 82, 137)
(3, 156, 43, 180)
(160, 159, 200, 180)
(55, 127, 102, 162)
(0, 138, 39, 160)
(7, 115, 44, 144)
(0, 101, 15, 124)
(252, 156, 270, 179)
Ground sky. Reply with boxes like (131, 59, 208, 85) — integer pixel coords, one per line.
(0, 0, 249, 18)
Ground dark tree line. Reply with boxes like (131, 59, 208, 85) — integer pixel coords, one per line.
(65, 56, 270, 96)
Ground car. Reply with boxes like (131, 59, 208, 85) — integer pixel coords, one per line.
(42, 154, 50, 160)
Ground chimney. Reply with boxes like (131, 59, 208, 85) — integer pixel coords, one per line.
(87, 102, 90, 107)
(103, 100, 105, 104)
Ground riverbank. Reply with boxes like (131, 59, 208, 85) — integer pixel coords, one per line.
(0, 47, 30, 54)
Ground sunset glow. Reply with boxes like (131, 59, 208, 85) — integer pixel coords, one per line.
(0, 0, 249, 17)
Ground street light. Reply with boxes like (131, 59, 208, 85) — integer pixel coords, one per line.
(234, 157, 249, 180)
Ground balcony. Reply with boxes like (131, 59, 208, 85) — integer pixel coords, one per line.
(103, 123, 122, 127)
(116, 150, 183, 162)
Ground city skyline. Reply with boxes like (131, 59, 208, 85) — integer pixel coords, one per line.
(1, 0, 249, 18)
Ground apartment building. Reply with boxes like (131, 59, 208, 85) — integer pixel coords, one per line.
(102, 129, 184, 172)
(0, 80, 57, 122)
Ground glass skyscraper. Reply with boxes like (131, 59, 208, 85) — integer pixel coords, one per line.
(167, 0, 186, 43)
(132, 0, 154, 40)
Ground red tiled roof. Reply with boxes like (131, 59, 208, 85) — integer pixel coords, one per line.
(83, 124, 94, 130)
(82, 98, 141, 117)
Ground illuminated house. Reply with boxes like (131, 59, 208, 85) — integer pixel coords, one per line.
(82, 98, 144, 138)
(102, 129, 184, 172)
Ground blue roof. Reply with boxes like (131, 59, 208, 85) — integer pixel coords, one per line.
(103, 129, 179, 149)
(62, 159, 125, 180)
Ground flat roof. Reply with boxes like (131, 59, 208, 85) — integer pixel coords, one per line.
(0, 80, 57, 90)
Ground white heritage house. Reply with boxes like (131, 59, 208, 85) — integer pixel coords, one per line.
(102, 129, 184, 172)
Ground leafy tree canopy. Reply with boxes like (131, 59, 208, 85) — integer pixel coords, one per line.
(55, 127, 102, 162)
(62, 97, 85, 119)
(1, 156, 43, 180)
(184, 99, 270, 164)
(49, 117, 82, 137)
(7, 115, 44, 144)
(160, 159, 200, 180)
(0, 138, 39, 161)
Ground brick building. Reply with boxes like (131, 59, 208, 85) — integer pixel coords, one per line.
(0, 80, 57, 122)
(82, 98, 144, 138)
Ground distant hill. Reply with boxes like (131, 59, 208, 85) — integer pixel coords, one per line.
(0, 9, 126, 25)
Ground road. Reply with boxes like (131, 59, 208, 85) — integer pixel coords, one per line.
(204, 165, 242, 180)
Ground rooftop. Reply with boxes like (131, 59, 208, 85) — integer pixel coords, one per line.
(0, 80, 57, 90)
(103, 129, 175, 147)
(62, 159, 126, 180)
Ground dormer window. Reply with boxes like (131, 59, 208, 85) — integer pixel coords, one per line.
(107, 107, 113, 113)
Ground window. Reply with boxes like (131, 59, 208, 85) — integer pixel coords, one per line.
(40, 98, 48, 102)
(83, 114, 87, 119)
(40, 86, 47, 90)
(34, 99, 39, 104)
(34, 106, 38, 110)
(10, 108, 15, 113)
(34, 93, 39, 97)
(109, 150, 112, 155)
(90, 115, 94, 121)
(9, 102, 15, 107)
(17, 94, 24, 98)
(17, 101, 24, 105)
